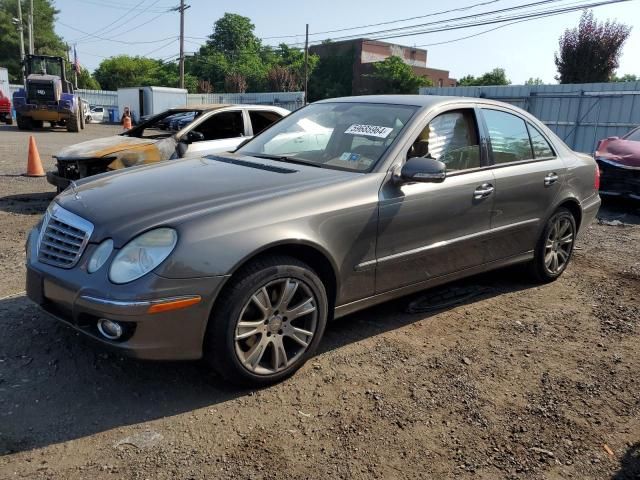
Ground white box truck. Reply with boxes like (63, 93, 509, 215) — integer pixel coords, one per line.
(117, 86, 187, 124)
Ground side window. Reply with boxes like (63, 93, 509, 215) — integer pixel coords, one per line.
(483, 109, 533, 164)
(527, 123, 555, 158)
(249, 110, 283, 135)
(408, 109, 480, 171)
(193, 111, 244, 141)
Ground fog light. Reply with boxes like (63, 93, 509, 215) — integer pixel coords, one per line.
(97, 319, 123, 340)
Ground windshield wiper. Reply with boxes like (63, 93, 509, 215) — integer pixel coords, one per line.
(246, 153, 325, 169)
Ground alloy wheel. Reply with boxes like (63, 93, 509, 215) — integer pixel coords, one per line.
(234, 277, 318, 375)
(544, 216, 574, 274)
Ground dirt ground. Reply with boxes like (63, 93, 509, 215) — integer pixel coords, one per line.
(0, 124, 639, 479)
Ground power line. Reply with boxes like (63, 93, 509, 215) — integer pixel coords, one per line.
(286, 0, 628, 46)
(71, 0, 171, 13)
(287, 0, 567, 46)
(71, 0, 149, 42)
(261, 0, 505, 39)
(58, 21, 177, 45)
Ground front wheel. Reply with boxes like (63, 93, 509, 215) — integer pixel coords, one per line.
(67, 108, 80, 132)
(204, 255, 328, 386)
(529, 207, 576, 282)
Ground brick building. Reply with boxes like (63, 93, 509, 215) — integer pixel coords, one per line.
(309, 38, 456, 95)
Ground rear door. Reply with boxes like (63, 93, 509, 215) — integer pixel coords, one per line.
(375, 106, 495, 293)
(182, 110, 247, 157)
(480, 107, 566, 261)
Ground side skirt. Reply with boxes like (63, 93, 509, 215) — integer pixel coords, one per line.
(333, 252, 533, 319)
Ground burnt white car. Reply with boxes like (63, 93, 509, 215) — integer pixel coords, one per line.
(47, 104, 289, 190)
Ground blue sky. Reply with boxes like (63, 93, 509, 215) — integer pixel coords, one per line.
(55, 0, 640, 84)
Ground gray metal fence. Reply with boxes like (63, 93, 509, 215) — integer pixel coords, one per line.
(419, 82, 640, 153)
(187, 91, 304, 111)
(10, 85, 304, 112)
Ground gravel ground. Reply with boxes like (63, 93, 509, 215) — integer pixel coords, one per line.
(0, 124, 639, 479)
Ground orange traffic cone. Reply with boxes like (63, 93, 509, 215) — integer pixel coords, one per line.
(25, 135, 45, 177)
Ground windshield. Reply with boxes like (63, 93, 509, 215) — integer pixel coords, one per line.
(27, 57, 63, 77)
(237, 102, 418, 172)
(124, 109, 203, 139)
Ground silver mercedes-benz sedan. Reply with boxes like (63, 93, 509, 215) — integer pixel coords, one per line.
(26, 95, 601, 385)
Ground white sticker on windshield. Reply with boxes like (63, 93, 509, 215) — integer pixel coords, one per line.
(345, 124, 393, 138)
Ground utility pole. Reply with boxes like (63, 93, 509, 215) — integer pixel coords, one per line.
(28, 0, 34, 54)
(15, 0, 26, 82)
(304, 24, 309, 105)
(173, 0, 190, 89)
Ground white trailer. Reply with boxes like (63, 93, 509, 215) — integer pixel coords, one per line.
(117, 86, 187, 124)
(0, 67, 9, 98)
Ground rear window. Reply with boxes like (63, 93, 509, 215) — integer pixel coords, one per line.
(625, 127, 640, 142)
(249, 110, 283, 135)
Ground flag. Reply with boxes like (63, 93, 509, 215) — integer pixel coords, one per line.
(73, 45, 81, 73)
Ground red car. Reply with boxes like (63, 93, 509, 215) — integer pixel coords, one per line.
(0, 89, 12, 125)
(595, 126, 640, 200)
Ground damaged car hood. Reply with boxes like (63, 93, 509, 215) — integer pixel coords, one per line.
(54, 135, 160, 159)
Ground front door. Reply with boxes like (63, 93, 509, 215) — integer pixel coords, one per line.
(375, 107, 495, 294)
(479, 107, 567, 261)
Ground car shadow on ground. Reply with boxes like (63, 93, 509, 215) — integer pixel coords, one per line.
(598, 197, 640, 225)
(0, 266, 532, 456)
(0, 192, 56, 215)
(611, 443, 640, 480)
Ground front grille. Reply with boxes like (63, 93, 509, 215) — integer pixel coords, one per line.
(27, 82, 56, 103)
(37, 204, 94, 268)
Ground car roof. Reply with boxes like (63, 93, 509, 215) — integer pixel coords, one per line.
(169, 104, 288, 112)
(314, 94, 512, 109)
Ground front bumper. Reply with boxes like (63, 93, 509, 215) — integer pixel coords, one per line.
(25, 227, 229, 360)
(596, 158, 640, 200)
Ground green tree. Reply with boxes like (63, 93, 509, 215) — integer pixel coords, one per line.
(458, 68, 510, 86)
(0, 0, 66, 83)
(610, 73, 638, 82)
(371, 56, 431, 94)
(525, 77, 544, 85)
(308, 41, 355, 101)
(555, 10, 631, 84)
(93, 55, 198, 92)
(76, 68, 101, 90)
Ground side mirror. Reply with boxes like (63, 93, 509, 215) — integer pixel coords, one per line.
(398, 157, 446, 183)
(184, 130, 204, 143)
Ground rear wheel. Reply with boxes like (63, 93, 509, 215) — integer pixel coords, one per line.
(204, 255, 328, 386)
(529, 207, 576, 282)
(5, 116, 12, 125)
(31, 120, 43, 128)
(67, 108, 80, 132)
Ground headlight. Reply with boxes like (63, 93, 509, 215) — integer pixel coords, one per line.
(88, 239, 113, 273)
(109, 228, 177, 284)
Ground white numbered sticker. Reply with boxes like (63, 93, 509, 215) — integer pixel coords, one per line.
(345, 124, 393, 138)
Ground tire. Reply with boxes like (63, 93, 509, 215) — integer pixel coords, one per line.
(80, 111, 86, 130)
(67, 108, 80, 132)
(204, 255, 328, 387)
(529, 207, 576, 283)
(32, 120, 43, 128)
(16, 114, 31, 130)
(5, 116, 12, 125)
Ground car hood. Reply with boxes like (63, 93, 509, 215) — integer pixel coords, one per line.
(54, 135, 158, 159)
(55, 154, 358, 244)
(596, 137, 640, 168)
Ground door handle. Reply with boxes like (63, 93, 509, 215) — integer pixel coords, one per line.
(474, 183, 495, 199)
(544, 172, 559, 186)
